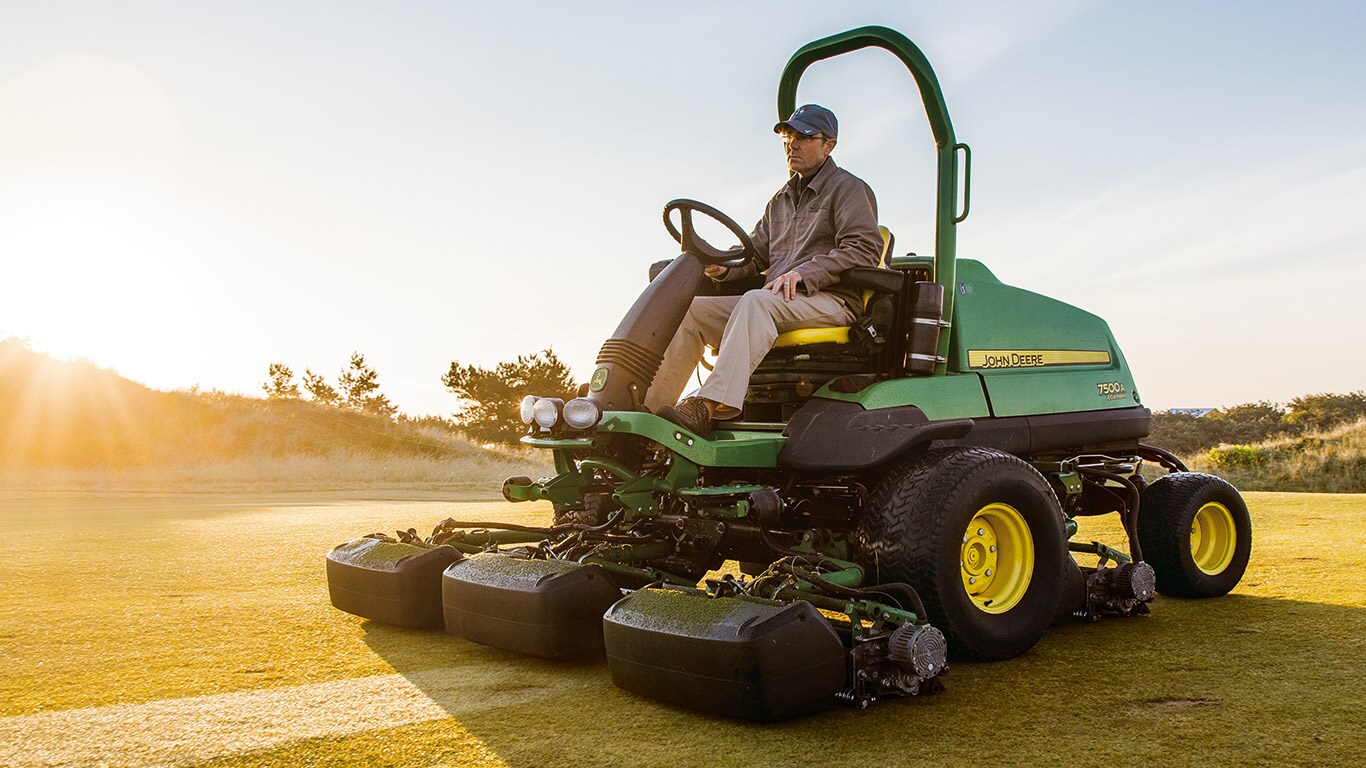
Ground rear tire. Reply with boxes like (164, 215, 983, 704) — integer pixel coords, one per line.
(1138, 473, 1251, 598)
(856, 448, 1068, 661)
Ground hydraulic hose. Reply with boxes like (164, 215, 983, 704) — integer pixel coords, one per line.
(758, 525, 850, 573)
(775, 560, 930, 625)
(868, 582, 930, 625)
(429, 508, 626, 540)
(581, 509, 627, 532)
(1138, 443, 1189, 473)
(1078, 467, 1144, 563)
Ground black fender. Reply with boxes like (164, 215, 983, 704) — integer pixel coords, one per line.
(779, 399, 973, 472)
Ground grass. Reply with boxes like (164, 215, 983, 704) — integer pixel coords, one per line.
(1, 490, 1362, 767)
(1187, 418, 1366, 493)
(0, 451, 551, 494)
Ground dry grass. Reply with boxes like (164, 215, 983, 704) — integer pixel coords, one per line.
(0, 451, 551, 494)
(0, 338, 551, 493)
(1, 490, 1362, 767)
(1187, 418, 1365, 492)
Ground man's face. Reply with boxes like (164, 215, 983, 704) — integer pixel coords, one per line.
(781, 129, 835, 176)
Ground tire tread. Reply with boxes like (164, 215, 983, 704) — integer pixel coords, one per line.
(1138, 472, 1251, 598)
(857, 447, 1066, 661)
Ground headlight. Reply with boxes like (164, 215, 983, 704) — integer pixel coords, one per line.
(532, 397, 564, 430)
(519, 395, 538, 424)
(562, 397, 602, 430)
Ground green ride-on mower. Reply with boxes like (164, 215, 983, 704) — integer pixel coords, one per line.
(326, 26, 1252, 721)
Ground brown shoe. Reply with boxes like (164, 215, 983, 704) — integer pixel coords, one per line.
(711, 402, 742, 422)
(657, 397, 714, 438)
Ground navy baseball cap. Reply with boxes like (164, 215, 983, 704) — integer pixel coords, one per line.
(774, 104, 837, 139)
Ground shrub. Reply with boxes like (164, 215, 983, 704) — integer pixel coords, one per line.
(1187, 418, 1365, 492)
(1206, 444, 1269, 469)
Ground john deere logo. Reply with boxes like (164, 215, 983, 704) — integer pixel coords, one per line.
(968, 349, 1112, 370)
(589, 367, 608, 392)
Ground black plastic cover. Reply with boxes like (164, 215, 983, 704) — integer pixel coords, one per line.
(906, 281, 945, 375)
(326, 538, 464, 629)
(442, 554, 622, 658)
(948, 407, 1153, 457)
(603, 588, 847, 721)
(780, 398, 973, 471)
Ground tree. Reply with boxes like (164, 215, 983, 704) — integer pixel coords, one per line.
(1205, 401, 1293, 445)
(1151, 401, 1289, 455)
(442, 348, 578, 444)
(262, 362, 300, 399)
(1148, 411, 1210, 455)
(1285, 391, 1366, 431)
(338, 352, 396, 417)
(302, 368, 340, 406)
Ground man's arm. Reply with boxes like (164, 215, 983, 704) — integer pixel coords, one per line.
(711, 204, 772, 282)
(792, 178, 880, 295)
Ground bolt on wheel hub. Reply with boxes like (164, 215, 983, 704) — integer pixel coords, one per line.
(961, 503, 1034, 614)
(1190, 501, 1237, 575)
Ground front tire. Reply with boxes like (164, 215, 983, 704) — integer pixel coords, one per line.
(856, 448, 1068, 661)
(1138, 473, 1251, 598)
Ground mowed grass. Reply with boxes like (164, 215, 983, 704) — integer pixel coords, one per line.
(1, 491, 1362, 767)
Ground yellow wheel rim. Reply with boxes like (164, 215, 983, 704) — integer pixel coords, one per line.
(961, 503, 1034, 614)
(1190, 502, 1237, 575)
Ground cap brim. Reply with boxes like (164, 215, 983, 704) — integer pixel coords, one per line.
(773, 118, 821, 136)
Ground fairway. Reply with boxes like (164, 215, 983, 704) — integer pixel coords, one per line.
(1, 490, 1362, 767)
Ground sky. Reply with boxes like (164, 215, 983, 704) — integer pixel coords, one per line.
(1, 1, 1363, 416)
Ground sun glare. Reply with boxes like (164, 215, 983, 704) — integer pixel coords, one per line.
(0, 339, 149, 469)
(0, 54, 192, 370)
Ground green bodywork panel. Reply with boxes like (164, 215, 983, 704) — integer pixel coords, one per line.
(816, 374, 989, 420)
(947, 259, 1140, 417)
(521, 411, 785, 469)
(599, 411, 785, 468)
(814, 259, 1139, 420)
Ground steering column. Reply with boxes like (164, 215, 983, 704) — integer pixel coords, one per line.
(587, 199, 756, 413)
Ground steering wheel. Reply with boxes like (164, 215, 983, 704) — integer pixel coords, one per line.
(662, 199, 757, 269)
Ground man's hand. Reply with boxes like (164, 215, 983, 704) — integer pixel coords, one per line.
(764, 270, 803, 301)
(704, 265, 729, 281)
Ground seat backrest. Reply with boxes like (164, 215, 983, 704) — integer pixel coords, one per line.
(859, 225, 895, 310)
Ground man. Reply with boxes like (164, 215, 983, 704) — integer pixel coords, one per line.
(645, 104, 882, 437)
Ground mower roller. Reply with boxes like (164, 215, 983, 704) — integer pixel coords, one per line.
(326, 26, 1252, 721)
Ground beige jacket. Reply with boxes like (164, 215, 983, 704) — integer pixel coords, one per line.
(726, 157, 881, 311)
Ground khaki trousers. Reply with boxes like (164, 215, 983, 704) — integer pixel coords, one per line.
(644, 289, 854, 412)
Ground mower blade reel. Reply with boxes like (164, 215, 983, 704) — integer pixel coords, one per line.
(603, 588, 847, 721)
(442, 554, 623, 658)
(326, 537, 463, 629)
